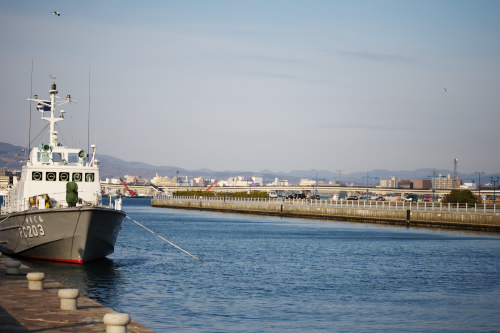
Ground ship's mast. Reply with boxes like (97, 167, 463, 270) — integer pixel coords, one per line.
(43, 80, 64, 147)
(27, 77, 74, 152)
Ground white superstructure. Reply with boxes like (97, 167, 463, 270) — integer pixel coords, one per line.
(2, 79, 105, 213)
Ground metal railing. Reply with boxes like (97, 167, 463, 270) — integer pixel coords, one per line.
(1, 191, 108, 214)
(153, 195, 499, 215)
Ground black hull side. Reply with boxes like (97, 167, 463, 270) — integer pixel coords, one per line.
(0, 207, 125, 264)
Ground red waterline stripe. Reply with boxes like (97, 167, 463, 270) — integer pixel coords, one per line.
(20, 255, 93, 264)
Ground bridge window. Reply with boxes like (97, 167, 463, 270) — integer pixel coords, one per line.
(72, 173, 82, 182)
(52, 153, 62, 162)
(32, 171, 43, 181)
(59, 172, 70, 181)
(85, 173, 95, 182)
(46, 172, 56, 181)
(68, 153, 79, 163)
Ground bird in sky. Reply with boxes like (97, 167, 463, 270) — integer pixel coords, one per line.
(52, 11, 60, 16)
(443, 88, 447, 92)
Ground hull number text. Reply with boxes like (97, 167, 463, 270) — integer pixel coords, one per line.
(19, 215, 45, 239)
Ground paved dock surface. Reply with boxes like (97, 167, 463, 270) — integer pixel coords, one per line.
(0, 255, 156, 332)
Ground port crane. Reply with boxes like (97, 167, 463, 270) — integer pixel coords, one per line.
(119, 177, 138, 197)
(204, 180, 218, 193)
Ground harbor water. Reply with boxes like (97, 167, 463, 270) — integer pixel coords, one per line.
(18, 198, 500, 332)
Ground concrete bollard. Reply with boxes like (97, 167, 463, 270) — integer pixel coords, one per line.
(103, 312, 131, 333)
(5, 260, 21, 275)
(58, 289, 79, 310)
(26, 272, 45, 290)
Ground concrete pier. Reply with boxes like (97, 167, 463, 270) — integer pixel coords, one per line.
(0, 255, 156, 332)
(152, 197, 500, 232)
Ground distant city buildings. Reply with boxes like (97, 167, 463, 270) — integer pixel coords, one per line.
(460, 181, 477, 189)
(102, 178, 121, 184)
(102, 172, 469, 191)
(299, 179, 317, 186)
(251, 176, 263, 186)
(151, 173, 176, 186)
(379, 177, 396, 188)
(267, 178, 289, 186)
(0, 169, 12, 188)
(227, 176, 249, 187)
(224, 176, 263, 187)
(299, 178, 326, 186)
(124, 175, 140, 184)
(192, 177, 206, 187)
(433, 174, 461, 190)
(379, 176, 433, 190)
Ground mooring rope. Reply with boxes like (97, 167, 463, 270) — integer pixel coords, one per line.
(22, 318, 70, 324)
(125, 216, 203, 262)
(0, 214, 11, 224)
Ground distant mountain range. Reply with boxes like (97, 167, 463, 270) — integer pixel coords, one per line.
(1, 142, 495, 184)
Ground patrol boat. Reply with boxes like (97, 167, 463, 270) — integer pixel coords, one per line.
(0, 78, 125, 264)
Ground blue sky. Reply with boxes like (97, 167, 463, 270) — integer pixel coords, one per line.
(1, 1, 499, 174)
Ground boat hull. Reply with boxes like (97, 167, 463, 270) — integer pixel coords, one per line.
(0, 207, 125, 264)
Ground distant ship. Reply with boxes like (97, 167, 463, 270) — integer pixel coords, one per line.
(0, 79, 125, 264)
(0, 185, 12, 196)
(106, 188, 122, 198)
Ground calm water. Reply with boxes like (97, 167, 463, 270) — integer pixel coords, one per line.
(20, 198, 500, 332)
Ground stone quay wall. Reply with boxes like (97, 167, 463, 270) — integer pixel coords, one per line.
(151, 198, 500, 232)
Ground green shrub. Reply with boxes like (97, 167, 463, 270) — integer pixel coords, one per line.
(66, 181, 78, 207)
(441, 189, 480, 204)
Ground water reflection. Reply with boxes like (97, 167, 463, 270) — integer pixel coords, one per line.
(12, 200, 500, 332)
(19, 257, 123, 306)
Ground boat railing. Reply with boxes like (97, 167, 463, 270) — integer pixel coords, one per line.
(152, 195, 500, 215)
(1, 191, 105, 214)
